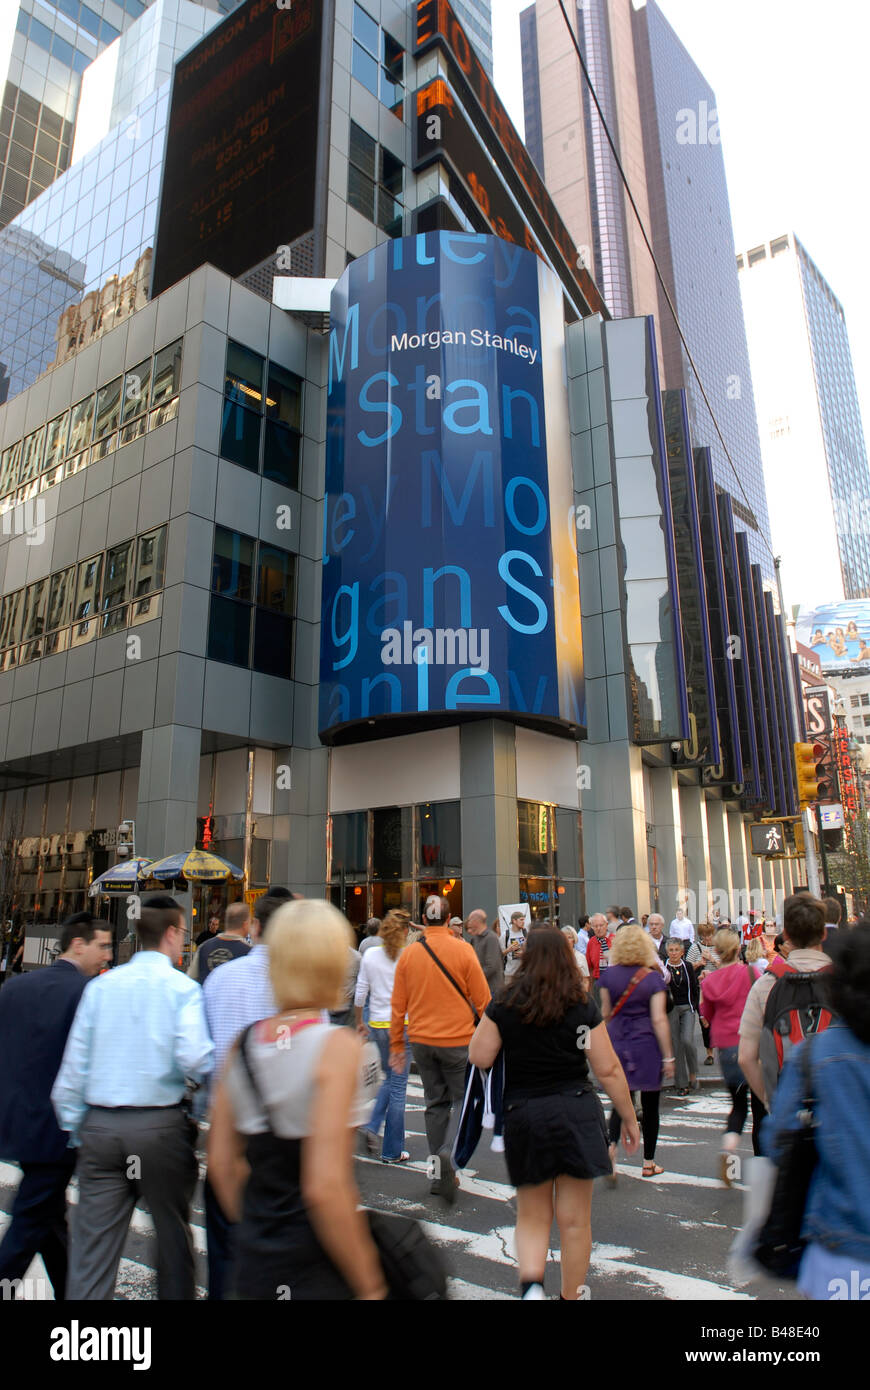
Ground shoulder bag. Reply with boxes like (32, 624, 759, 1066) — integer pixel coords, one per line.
(752, 1036, 818, 1281)
(237, 1025, 445, 1300)
(418, 937, 480, 1025)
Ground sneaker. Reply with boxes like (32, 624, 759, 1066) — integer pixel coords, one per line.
(382, 1151, 410, 1164)
(521, 1283, 546, 1300)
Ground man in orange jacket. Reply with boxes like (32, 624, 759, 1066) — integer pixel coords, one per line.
(390, 895, 490, 1202)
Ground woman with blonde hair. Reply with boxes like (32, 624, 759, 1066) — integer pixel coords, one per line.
(353, 908, 412, 1163)
(699, 928, 767, 1184)
(600, 925, 674, 1179)
(208, 899, 387, 1299)
(744, 936, 768, 969)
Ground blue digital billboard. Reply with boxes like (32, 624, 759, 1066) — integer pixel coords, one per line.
(319, 232, 584, 741)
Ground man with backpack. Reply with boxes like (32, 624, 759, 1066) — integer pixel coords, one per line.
(738, 894, 832, 1109)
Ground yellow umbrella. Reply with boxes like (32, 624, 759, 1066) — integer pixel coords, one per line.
(144, 849, 244, 882)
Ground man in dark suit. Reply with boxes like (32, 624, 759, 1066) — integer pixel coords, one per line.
(0, 912, 112, 1299)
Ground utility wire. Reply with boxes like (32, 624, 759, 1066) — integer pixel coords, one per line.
(556, 0, 776, 565)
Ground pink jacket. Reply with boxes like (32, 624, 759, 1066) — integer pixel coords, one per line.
(699, 960, 762, 1048)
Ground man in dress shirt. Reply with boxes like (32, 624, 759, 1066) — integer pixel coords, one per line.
(0, 912, 112, 1300)
(201, 886, 295, 1299)
(52, 897, 213, 1300)
(668, 907, 695, 946)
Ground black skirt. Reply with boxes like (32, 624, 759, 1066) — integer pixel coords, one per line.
(502, 1088, 611, 1187)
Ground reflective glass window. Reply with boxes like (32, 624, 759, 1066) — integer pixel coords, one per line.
(43, 411, 69, 473)
(95, 377, 122, 440)
(416, 802, 461, 876)
(67, 394, 95, 457)
(252, 608, 292, 678)
(225, 341, 263, 410)
(0, 591, 23, 650)
(207, 595, 250, 666)
(220, 400, 260, 471)
(330, 811, 367, 877)
(20, 578, 49, 641)
(0, 441, 22, 497)
(151, 339, 183, 407)
(46, 567, 74, 632)
(266, 363, 302, 428)
(18, 427, 45, 486)
(372, 807, 413, 880)
(352, 42, 379, 99)
(212, 527, 254, 601)
(73, 554, 103, 621)
(135, 527, 166, 597)
(263, 421, 300, 488)
(101, 540, 133, 612)
(518, 801, 550, 877)
(121, 359, 151, 423)
(257, 545, 294, 615)
(352, 4, 380, 56)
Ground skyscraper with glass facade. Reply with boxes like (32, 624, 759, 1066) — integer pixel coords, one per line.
(519, 0, 774, 577)
(738, 232, 870, 607)
(0, 0, 221, 400)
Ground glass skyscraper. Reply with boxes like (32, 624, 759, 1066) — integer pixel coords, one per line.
(519, 0, 774, 576)
(0, 0, 220, 400)
(739, 232, 870, 606)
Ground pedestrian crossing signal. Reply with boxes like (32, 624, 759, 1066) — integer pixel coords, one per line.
(793, 742, 819, 809)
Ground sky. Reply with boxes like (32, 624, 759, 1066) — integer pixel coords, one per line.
(491, 0, 870, 436)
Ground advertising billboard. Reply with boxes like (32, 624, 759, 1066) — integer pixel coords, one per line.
(795, 602, 870, 672)
(319, 231, 584, 742)
(151, 0, 323, 297)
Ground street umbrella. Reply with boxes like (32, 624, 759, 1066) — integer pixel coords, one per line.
(88, 858, 155, 895)
(144, 849, 244, 882)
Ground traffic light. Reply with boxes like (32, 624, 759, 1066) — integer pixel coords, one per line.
(196, 815, 214, 850)
(812, 738, 837, 803)
(794, 742, 820, 808)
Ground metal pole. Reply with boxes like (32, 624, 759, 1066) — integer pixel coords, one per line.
(775, 557, 821, 895)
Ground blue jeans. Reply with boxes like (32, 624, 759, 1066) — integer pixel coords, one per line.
(366, 1026, 409, 1159)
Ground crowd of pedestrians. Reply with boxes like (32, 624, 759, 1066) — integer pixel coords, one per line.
(0, 883, 864, 1300)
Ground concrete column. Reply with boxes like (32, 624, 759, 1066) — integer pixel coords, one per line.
(679, 783, 711, 926)
(649, 766, 683, 920)
(705, 796, 733, 920)
(727, 806, 750, 919)
(459, 720, 519, 911)
(136, 724, 201, 860)
(583, 740, 649, 915)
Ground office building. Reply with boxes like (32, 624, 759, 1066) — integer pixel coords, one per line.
(0, 0, 803, 956)
(738, 232, 870, 607)
(519, 0, 774, 576)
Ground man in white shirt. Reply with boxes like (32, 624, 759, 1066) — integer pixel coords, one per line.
(669, 908, 695, 946)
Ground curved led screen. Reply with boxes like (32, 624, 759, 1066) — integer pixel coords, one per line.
(319, 232, 584, 742)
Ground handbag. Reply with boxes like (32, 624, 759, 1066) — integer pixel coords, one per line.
(367, 1210, 448, 1301)
(418, 937, 480, 1024)
(752, 1036, 818, 1281)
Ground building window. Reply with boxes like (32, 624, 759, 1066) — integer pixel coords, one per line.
(747, 246, 766, 266)
(220, 343, 303, 489)
(348, 122, 403, 236)
(351, 3, 404, 117)
(207, 528, 296, 677)
(518, 801, 585, 922)
(0, 340, 182, 511)
(328, 801, 463, 934)
(770, 236, 789, 257)
(0, 525, 168, 668)
(862, 694, 869, 707)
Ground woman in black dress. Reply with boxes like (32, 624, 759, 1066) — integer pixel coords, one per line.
(469, 926, 638, 1300)
(208, 899, 386, 1299)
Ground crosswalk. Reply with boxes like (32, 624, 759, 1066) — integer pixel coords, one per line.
(0, 1078, 782, 1301)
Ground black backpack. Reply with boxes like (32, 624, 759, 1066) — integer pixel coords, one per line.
(759, 956, 833, 1104)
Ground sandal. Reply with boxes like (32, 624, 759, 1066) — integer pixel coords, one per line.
(642, 1162, 665, 1178)
(704, 1056, 715, 1066)
(676, 1086, 689, 1097)
(382, 1151, 411, 1164)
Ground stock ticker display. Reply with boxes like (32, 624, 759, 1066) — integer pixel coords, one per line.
(151, 0, 323, 297)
